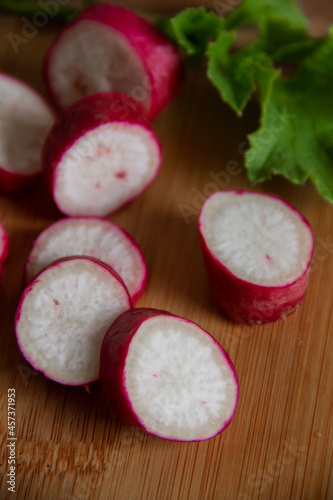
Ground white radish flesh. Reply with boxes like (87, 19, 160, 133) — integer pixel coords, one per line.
(42, 91, 161, 217)
(100, 308, 238, 442)
(0, 72, 55, 191)
(25, 217, 147, 303)
(199, 190, 314, 325)
(15, 257, 132, 386)
(44, 3, 184, 120)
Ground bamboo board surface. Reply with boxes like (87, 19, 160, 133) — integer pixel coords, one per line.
(0, 3, 333, 499)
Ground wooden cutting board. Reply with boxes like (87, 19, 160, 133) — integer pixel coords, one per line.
(0, 3, 332, 499)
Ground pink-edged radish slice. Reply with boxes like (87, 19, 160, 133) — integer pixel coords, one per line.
(25, 217, 147, 303)
(0, 72, 55, 192)
(199, 190, 314, 325)
(42, 91, 161, 217)
(100, 308, 239, 442)
(0, 222, 9, 264)
(15, 256, 132, 386)
(44, 2, 184, 120)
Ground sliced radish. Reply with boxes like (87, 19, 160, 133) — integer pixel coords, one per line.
(0, 222, 9, 264)
(42, 91, 161, 217)
(15, 256, 132, 385)
(0, 222, 9, 283)
(100, 308, 239, 442)
(199, 190, 314, 325)
(44, 2, 184, 120)
(0, 72, 55, 192)
(25, 217, 147, 303)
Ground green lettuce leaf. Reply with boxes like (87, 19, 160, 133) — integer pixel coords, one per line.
(246, 28, 333, 202)
(207, 33, 280, 114)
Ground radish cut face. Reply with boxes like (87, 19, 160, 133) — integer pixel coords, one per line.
(199, 190, 314, 325)
(48, 20, 150, 112)
(42, 91, 161, 217)
(54, 123, 159, 216)
(100, 309, 238, 442)
(44, 3, 184, 119)
(25, 217, 147, 303)
(0, 72, 55, 190)
(15, 257, 132, 385)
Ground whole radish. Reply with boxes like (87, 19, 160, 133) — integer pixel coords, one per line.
(199, 190, 314, 325)
(44, 2, 184, 120)
(42, 91, 161, 217)
(100, 308, 239, 442)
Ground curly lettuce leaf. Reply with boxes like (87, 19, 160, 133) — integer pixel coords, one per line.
(246, 28, 333, 202)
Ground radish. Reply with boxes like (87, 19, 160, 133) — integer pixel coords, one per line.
(198, 190, 314, 325)
(42, 91, 161, 217)
(0, 222, 9, 282)
(99, 308, 239, 442)
(25, 217, 147, 303)
(43, 2, 184, 120)
(15, 256, 132, 386)
(0, 72, 55, 192)
(0, 222, 9, 264)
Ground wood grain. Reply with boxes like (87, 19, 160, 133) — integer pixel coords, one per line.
(0, 3, 333, 500)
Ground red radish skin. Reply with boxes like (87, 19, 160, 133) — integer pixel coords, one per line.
(15, 256, 132, 386)
(25, 217, 147, 303)
(0, 72, 55, 192)
(0, 222, 9, 264)
(44, 3, 184, 120)
(199, 190, 314, 325)
(42, 91, 161, 217)
(100, 308, 239, 442)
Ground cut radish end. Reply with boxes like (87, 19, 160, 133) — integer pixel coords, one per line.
(199, 190, 314, 325)
(100, 308, 238, 442)
(15, 256, 132, 385)
(0, 72, 55, 191)
(44, 3, 184, 120)
(25, 217, 147, 303)
(0, 222, 9, 264)
(42, 91, 161, 217)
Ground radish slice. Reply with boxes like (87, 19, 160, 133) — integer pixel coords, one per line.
(15, 256, 132, 386)
(199, 190, 314, 325)
(0, 222, 9, 264)
(42, 91, 161, 217)
(0, 72, 55, 191)
(100, 308, 239, 442)
(44, 3, 184, 120)
(25, 217, 147, 303)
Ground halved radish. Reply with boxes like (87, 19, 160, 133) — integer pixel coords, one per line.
(0, 72, 55, 192)
(198, 190, 314, 325)
(44, 2, 184, 120)
(25, 217, 147, 303)
(0, 222, 9, 264)
(42, 91, 161, 217)
(100, 308, 239, 442)
(15, 256, 132, 386)
(0, 222, 9, 282)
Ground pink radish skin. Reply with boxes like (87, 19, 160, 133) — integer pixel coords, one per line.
(0, 72, 55, 192)
(44, 2, 184, 120)
(42, 91, 161, 217)
(24, 217, 147, 304)
(15, 256, 132, 386)
(199, 190, 314, 325)
(0, 222, 9, 283)
(0, 222, 9, 264)
(100, 308, 239, 442)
